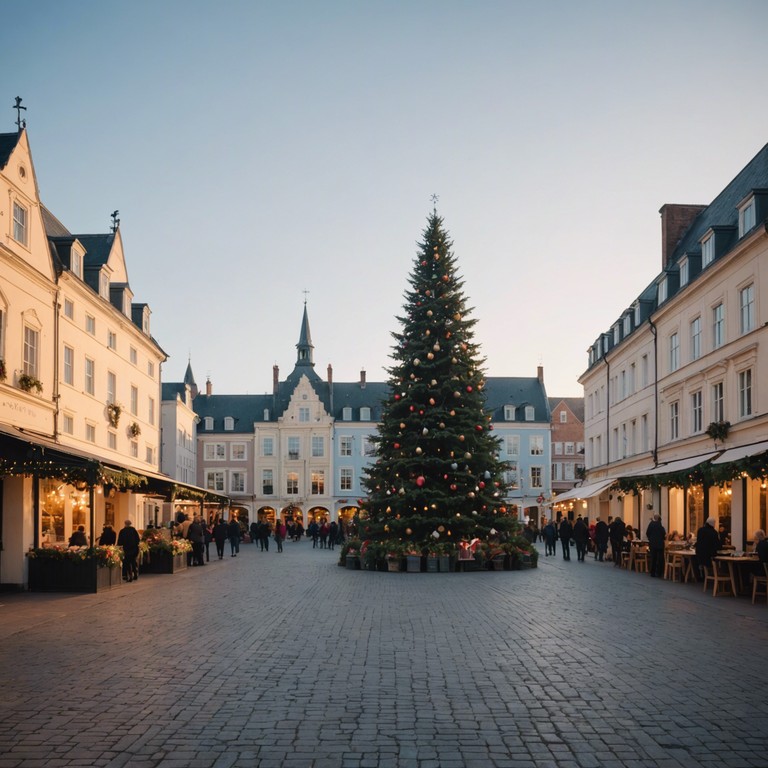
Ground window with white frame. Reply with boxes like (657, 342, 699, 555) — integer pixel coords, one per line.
(262, 436, 274, 456)
(263, 409, 270, 421)
(224, 416, 234, 431)
(85, 423, 96, 443)
(340, 467, 353, 491)
(658, 278, 668, 304)
(559, 410, 567, 423)
(13, 202, 28, 245)
(702, 234, 714, 267)
(85, 314, 96, 335)
(231, 472, 245, 493)
(669, 333, 680, 373)
(505, 462, 518, 486)
(504, 405, 515, 421)
(262, 469, 274, 495)
(71, 249, 82, 278)
(108, 330, 117, 350)
(739, 369, 753, 418)
(130, 440, 138, 458)
(641, 354, 649, 387)
(525, 405, 535, 421)
(629, 362, 636, 395)
(670, 401, 679, 441)
(64, 346, 74, 385)
(342, 406, 352, 421)
(204, 416, 213, 431)
(360, 407, 371, 421)
(206, 471, 225, 491)
(204, 443, 226, 460)
(619, 370, 626, 400)
(563, 463, 575, 481)
(299, 407, 310, 422)
(286, 472, 298, 494)
(129, 346, 137, 365)
(287, 436, 300, 459)
(85, 357, 95, 395)
(311, 470, 325, 495)
(312, 436, 324, 457)
(551, 463, 559, 481)
(530, 435, 544, 455)
(231, 443, 246, 461)
(63, 414, 74, 435)
(145, 446, 154, 464)
(148, 397, 155, 426)
(712, 303, 724, 349)
(506, 435, 519, 456)
(576, 442, 584, 454)
(691, 390, 703, 434)
(564, 442, 575, 455)
(23, 325, 39, 377)
(130, 385, 138, 415)
(108, 431, 117, 450)
(64, 298, 74, 319)
(623, 314, 632, 336)
(530, 466, 543, 488)
(690, 317, 701, 361)
(553, 442, 563, 455)
(680, 258, 689, 286)
(99, 271, 109, 299)
(739, 199, 756, 237)
(147, 360, 154, 378)
(739, 284, 755, 334)
(339, 436, 353, 456)
(712, 381, 724, 423)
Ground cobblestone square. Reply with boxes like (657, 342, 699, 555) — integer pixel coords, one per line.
(1, 542, 767, 767)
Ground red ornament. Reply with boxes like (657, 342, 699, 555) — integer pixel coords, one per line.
(478, 481, 485, 489)
(466, 385, 473, 392)
(409, 405, 415, 412)
(394, 394, 401, 400)
(450, 484, 458, 491)
(394, 443, 401, 449)
(475, 425, 483, 431)
(416, 476, 425, 487)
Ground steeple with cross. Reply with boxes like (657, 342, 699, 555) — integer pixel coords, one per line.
(296, 298, 314, 367)
(13, 97, 26, 132)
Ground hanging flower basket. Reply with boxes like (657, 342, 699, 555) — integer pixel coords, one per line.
(18, 373, 43, 394)
(107, 402, 123, 427)
(705, 420, 731, 443)
(128, 421, 141, 438)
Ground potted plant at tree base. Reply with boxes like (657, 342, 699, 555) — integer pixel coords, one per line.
(404, 545, 422, 573)
(342, 539, 362, 570)
(386, 543, 404, 572)
(438, 543, 454, 573)
(425, 544, 439, 573)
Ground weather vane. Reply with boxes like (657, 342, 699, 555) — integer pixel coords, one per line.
(302, 288, 310, 305)
(110, 210, 120, 233)
(13, 96, 26, 132)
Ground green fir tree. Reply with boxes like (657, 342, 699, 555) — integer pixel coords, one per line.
(360, 212, 519, 550)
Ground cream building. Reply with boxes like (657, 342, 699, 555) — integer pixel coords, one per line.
(577, 142, 768, 548)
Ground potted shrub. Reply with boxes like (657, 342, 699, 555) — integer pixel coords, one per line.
(139, 529, 190, 573)
(425, 543, 440, 573)
(27, 545, 123, 592)
(342, 538, 362, 569)
(404, 544, 422, 573)
(386, 542, 404, 572)
(438, 542, 455, 573)
(18, 372, 43, 394)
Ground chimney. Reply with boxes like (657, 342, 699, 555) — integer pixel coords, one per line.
(360, 368, 366, 388)
(327, 364, 333, 385)
(205, 377, 212, 397)
(537, 365, 544, 384)
(273, 365, 279, 395)
(327, 364, 334, 414)
(659, 204, 706, 267)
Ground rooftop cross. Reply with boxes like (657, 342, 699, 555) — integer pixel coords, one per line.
(13, 96, 26, 132)
(302, 288, 310, 305)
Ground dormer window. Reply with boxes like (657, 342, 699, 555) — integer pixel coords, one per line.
(701, 234, 715, 267)
(657, 277, 668, 304)
(224, 416, 235, 431)
(360, 406, 371, 421)
(71, 248, 83, 278)
(613, 324, 620, 345)
(622, 314, 632, 337)
(141, 307, 150, 335)
(524, 405, 535, 421)
(342, 406, 352, 421)
(739, 198, 756, 237)
(503, 405, 515, 421)
(99, 270, 109, 299)
(204, 417, 213, 430)
(263, 408, 270, 421)
(679, 258, 689, 286)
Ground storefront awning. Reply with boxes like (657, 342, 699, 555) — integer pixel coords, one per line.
(711, 441, 768, 465)
(637, 452, 719, 476)
(552, 478, 617, 504)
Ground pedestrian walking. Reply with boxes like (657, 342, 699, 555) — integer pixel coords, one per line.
(608, 516, 626, 567)
(646, 514, 666, 577)
(213, 518, 228, 560)
(319, 520, 329, 549)
(573, 516, 589, 562)
(228, 518, 241, 557)
(559, 517, 573, 561)
(594, 517, 609, 561)
(188, 516, 206, 566)
(308, 519, 319, 548)
(250, 521, 259, 545)
(328, 520, 338, 550)
(260, 521, 271, 551)
(274, 519, 286, 553)
(543, 519, 557, 556)
(117, 519, 140, 582)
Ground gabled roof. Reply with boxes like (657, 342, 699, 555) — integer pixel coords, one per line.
(332, 382, 389, 421)
(484, 377, 550, 422)
(549, 397, 585, 422)
(161, 383, 187, 401)
(75, 233, 115, 268)
(0, 131, 21, 170)
(41, 205, 71, 237)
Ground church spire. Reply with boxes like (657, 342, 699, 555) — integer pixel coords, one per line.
(296, 301, 314, 367)
(183, 356, 198, 399)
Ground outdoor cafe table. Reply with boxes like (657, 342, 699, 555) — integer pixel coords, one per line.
(676, 550, 697, 583)
(714, 554, 760, 596)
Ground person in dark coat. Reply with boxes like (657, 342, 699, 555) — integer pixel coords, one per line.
(228, 518, 241, 557)
(572, 516, 589, 562)
(98, 524, 116, 545)
(117, 519, 140, 582)
(250, 521, 259, 545)
(608, 516, 626, 567)
(260, 521, 271, 551)
(543, 520, 557, 556)
(328, 520, 339, 550)
(213, 519, 228, 560)
(645, 514, 667, 577)
(308, 520, 320, 548)
(594, 517, 609, 561)
(695, 516, 721, 580)
(558, 517, 574, 561)
(188, 516, 206, 566)
(68, 525, 88, 547)
(274, 519, 287, 553)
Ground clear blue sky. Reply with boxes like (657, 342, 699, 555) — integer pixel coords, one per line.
(4, 0, 768, 397)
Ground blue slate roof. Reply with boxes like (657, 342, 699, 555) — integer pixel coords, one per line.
(162, 383, 187, 401)
(484, 377, 550, 422)
(0, 131, 20, 170)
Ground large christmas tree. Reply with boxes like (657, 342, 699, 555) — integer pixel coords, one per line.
(360, 211, 520, 550)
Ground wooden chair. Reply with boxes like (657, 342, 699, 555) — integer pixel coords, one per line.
(664, 550, 683, 581)
(702, 561, 734, 597)
(633, 549, 649, 573)
(620, 550, 630, 569)
(752, 562, 768, 605)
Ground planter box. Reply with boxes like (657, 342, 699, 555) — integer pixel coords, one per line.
(28, 558, 122, 593)
(140, 550, 188, 574)
(387, 558, 402, 572)
(438, 555, 452, 572)
(406, 555, 422, 573)
(426, 556, 439, 573)
(345, 555, 360, 570)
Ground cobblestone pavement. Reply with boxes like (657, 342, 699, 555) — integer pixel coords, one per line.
(1, 541, 767, 768)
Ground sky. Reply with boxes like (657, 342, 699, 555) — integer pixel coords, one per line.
(4, 0, 768, 399)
